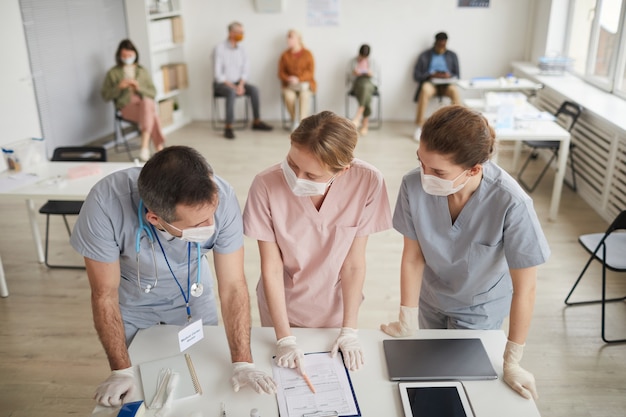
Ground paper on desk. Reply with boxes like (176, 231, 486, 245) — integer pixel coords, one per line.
(272, 352, 360, 417)
(0, 172, 39, 192)
(514, 111, 556, 121)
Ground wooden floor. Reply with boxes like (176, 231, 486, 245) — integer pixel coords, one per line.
(0, 121, 625, 417)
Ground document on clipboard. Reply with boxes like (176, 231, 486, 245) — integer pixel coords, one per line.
(272, 352, 361, 417)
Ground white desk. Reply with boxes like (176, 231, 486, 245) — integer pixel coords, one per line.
(464, 99, 570, 222)
(0, 161, 137, 297)
(458, 77, 543, 92)
(91, 326, 540, 417)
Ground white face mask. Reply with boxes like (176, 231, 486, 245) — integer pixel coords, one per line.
(281, 159, 335, 197)
(161, 219, 216, 243)
(122, 56, 136, 65)
(420, 168, 470, 196)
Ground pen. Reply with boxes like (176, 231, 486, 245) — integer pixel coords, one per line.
(221, 401, 226, 417)
(302, 372, 316, 394)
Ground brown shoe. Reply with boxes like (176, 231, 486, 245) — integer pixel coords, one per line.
(252, 121, 273, 131)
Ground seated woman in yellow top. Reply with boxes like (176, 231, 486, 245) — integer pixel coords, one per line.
(101, 39, 165, 162)
(278, 30, 316, 131)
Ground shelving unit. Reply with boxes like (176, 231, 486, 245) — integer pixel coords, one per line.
(124, 0, 190, 135)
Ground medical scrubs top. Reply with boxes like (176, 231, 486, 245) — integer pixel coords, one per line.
(243, 159, 392, 328)
(70, 167, 243, 338)
(393, 161, 550, 324)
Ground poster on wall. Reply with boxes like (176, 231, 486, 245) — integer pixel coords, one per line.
(458, 0, 490, 7)
(307, 0, 340, 26)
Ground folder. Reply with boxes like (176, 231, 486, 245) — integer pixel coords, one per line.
(272, 352, 361, 417)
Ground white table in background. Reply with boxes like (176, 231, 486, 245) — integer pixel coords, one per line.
(465, 99, 570, 222)
(458, 77, 543, 92)
(0, 161, 136, 297)
(91, 326, 541, 417)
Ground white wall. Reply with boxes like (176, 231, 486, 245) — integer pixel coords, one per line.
(182, 0, 534, 122)
(0, 0, 41, 146)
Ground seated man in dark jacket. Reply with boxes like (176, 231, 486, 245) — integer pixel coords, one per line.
(413, 32, 461, 140)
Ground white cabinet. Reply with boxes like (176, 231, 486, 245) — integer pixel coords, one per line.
(125, 0, 190, 134)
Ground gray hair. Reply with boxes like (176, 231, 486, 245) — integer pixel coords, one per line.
(138, 146, 217, 223)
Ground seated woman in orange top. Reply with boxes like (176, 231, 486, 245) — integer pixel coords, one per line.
(278, 30, 316, 131)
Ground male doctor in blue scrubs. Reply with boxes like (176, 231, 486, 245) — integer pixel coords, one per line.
(71, 146, 276, 407)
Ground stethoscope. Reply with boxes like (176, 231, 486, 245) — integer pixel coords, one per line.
(135, 200, 204, 319)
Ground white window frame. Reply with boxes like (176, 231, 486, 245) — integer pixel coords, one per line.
(565, 0, 626, 98)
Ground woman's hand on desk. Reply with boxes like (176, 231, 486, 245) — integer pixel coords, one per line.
(231, 362, 277, 394)
(331, 327, 364, 371)
(276, 335, 305, 370)
(380, 305, 419, 337)
(503, 340, 538, 400)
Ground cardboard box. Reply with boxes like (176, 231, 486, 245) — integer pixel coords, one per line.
(158, 99, 174, 127)
(171, 16, 184, 43)
(175, 63, 188, 89)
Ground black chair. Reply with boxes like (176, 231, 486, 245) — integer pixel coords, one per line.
(38, 146, 107, 269)
(211, 91, 250, 131)
(281, 91, 317, 131)
(517, 100, 583, 192)
(564, 210, 626, 343)
(345, 70, 382, 129)
(114, 108, 140, 161)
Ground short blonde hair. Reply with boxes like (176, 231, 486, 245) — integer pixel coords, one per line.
(290, 111, 357, 173)
(287, 29, 303, 45)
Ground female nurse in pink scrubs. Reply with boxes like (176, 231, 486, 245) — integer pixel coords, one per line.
(243, 111, 392, 373)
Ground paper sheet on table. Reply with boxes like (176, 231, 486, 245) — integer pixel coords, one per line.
(514, 111, 556, 121)
(272, 352, 360, 417)
(0, 172, 39, 192)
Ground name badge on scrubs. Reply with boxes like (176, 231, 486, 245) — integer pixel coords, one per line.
(178, 318, 204, 352)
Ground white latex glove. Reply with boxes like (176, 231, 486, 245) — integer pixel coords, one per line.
(231, 362, 277, 394)
(94, 367, 139, 407)
(276, 336, 306, 372)
(503, 340, 538, 400)
(380, 306, 419, 337)
(330, 327, 364, 371)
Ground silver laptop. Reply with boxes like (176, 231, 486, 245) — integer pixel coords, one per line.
(383, 338, 498, 381)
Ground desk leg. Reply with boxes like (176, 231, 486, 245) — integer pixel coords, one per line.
(512, 141, 523, 171)
(26, 199, 45, 263)
(549, 135, 571, 221)
(0, 255, 8, 297)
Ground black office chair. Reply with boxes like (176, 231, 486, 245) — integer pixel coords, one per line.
(211, 90, 250, 131)
(564, 210, 626, 343)
(345, 70, 382, 129)
(281, 90, 317, 131)
(517, 100, 583, 192)
(38, 146, 107, 269)
(114, 107, 140, 161)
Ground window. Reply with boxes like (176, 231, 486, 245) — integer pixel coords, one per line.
(566, 0, 626, 98)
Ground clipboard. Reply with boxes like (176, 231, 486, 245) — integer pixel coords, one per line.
(272, 351, 361, 417)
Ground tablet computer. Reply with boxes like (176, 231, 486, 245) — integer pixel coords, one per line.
(399, 381, 475, 417)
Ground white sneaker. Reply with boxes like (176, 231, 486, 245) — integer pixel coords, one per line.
(291, 121, 299, 132)
(139, 148, 150, 162)
(413, 127, 422, 142)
